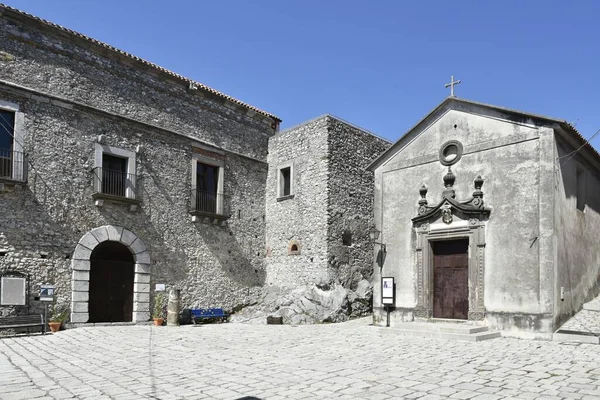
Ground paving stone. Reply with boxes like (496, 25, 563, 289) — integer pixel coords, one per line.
(1, 321, 599, 399)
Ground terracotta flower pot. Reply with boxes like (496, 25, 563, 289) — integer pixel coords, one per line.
(49, 322, 61, 333)
(153, 318, 164, 326)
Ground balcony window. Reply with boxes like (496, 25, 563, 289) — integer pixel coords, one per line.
(0, 102, 26, 183)
(190, 150, 227, 220)
(93, 143, 137, 203)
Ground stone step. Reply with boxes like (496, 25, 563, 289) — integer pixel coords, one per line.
(553, 331, 600, 345)
(583, 301, 600, 311)
(380, 326, 501, 342)
(393, 322, 490, 334)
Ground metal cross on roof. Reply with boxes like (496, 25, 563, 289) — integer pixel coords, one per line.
(445, 76, 461, 97)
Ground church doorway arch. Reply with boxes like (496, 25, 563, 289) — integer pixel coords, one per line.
(89, 241, 134, 323)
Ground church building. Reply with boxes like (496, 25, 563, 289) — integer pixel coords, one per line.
(368, 97, 600, 338)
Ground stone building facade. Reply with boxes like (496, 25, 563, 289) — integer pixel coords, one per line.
(260, 116, 389, 322)
(0, 5, 279, 323)
(368, 97, 600, 338)
(0, 5, 390, 325)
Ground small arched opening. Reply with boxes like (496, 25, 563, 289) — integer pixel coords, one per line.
(89, 241, 135, 323)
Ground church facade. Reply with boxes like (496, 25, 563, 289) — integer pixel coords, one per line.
(368, 97, 600, 338)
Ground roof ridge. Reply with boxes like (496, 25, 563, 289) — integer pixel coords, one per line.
(0, 3, 280, 122)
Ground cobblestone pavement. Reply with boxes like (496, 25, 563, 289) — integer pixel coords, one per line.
(1, 319, 599, 400)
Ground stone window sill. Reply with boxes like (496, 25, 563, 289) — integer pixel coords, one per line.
(92, 192, 141, 208)
(277, 194, 295, 202)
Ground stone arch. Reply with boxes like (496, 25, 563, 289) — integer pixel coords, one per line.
(70, 225, 151, 323)
(288, 240, 301, 255)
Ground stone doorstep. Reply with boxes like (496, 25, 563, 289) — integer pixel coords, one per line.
(66, 321, 153, 329)
(583, 301, 600, 311)
(378, 326, 501, 342)
(395, 321, 489, 334)
(553, 331, 600, 345)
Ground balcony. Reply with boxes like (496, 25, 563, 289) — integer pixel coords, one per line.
(92, 167, 139, 208)
(189, 189, 230, 223)
(0, 149, 27, 183)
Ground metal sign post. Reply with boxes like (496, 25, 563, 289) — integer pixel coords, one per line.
(382, 277, 394, 328)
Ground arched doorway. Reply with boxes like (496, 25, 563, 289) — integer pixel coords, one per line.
(89, 241, 134, 323)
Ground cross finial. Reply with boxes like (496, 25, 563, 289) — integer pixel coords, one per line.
(445, 75, 461, 97)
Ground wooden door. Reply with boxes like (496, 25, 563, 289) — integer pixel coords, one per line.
(89, 260, 134, 323)
(433, 239, 469, 319)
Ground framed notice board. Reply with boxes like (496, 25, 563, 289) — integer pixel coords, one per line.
(382, 277, 394, 305)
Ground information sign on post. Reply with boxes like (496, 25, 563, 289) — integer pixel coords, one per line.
(39, 284, 55, 302)
(382, 277, 394, 305)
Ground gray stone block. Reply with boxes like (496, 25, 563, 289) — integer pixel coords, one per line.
(120, 229, 137, 247)
(133, 283, 150, 293)
(78, 233, 99, 249)
(72, 245, 92, 260)
(71, 259, 90, 271)
(72, 280, 90, 292)
(133, 292, 150, 303)
(72, 270, 89, 281)
(90, 226, 109, 243)
(71, 291, 89, 302)
(128, 238, 147, 255)
(134, 273, 151, 283)
(135, 250, 150, 264)
(133, 301, 150, 312)
(71, 301, 88, 313)
(132, 311, 150, 322)
(105, 225, 123, 242)
(70, 312, 88, 323)
(135, 263, 151, 274)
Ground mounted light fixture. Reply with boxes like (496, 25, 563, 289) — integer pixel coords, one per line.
(369, 227, 386, 253)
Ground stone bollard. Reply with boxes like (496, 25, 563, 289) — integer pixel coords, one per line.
(167, 288, 180, 326)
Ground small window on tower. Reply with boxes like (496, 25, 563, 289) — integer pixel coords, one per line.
(342, 231, 352, 246)
(278, 164, 294, 199)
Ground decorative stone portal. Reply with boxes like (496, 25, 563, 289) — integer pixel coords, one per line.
(412, 168, 490, 321)
(70, 225, 151, 323)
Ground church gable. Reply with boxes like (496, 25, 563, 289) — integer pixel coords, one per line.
(374, 99, 544, 172)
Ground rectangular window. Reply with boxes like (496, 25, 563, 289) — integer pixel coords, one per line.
(0, 110, 15, 179)
(279, 166, 291, 197)
(195, 162, 219, 214)
(576, 167, 586, 212)
(101, 154, 128, 197)
(94, 143, 136, 200)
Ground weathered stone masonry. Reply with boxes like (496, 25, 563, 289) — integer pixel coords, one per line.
(262, 116, 390, 321)
(0, 5, 279, 321)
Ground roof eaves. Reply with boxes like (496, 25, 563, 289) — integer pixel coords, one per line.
(0, 3, 281, 122)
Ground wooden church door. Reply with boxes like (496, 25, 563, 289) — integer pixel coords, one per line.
(432, 239, 469, 319)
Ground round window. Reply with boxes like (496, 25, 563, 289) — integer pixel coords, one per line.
(439, 140, 463, 166)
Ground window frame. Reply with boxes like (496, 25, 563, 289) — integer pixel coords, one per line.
(0, 100, 26, 182)
(94, 143, 137, 199)
(191, 153, 224, 215)
(277, 161, 294, 199)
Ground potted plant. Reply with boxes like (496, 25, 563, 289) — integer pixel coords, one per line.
(152, 292, 166, 326)
(48, 298, 69, 333)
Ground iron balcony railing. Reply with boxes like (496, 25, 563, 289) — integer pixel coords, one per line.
(0, 149, 27, 182)
(92, 167, 136, 199)
(191, 189, 229, 216)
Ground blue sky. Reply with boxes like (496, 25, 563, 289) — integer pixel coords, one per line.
(3, 0, 600, 150)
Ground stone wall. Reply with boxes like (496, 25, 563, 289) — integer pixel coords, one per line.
(265, 117, 330, 288)
(0, 9, 277, 320)
(326, 118, 390, 297)
(258, 116, 389, 323)
(554, 135, 600, 328)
